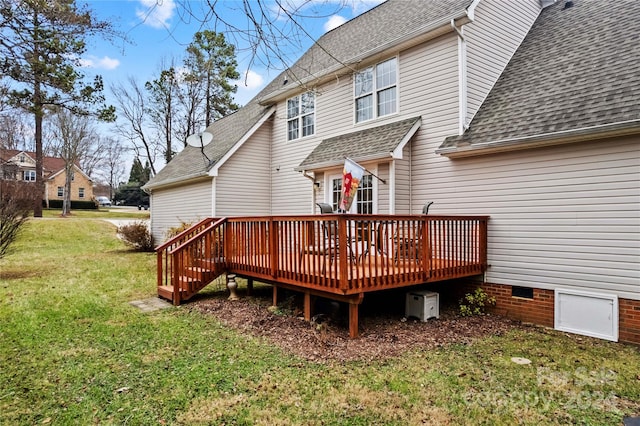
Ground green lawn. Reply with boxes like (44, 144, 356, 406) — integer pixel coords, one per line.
(1, 219, 639, 425)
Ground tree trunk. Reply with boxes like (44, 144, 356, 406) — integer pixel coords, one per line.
(62, 165, 73, 216)
(33, 93, 44, 218)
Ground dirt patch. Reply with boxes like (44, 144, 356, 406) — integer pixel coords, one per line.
(190, 287, 519, 363)
(0, 269, 42, 280)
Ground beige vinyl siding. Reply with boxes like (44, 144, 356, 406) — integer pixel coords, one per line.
(465, 0, 541, 123)
(149, 179, 213, 244)
(404, 34, 461, 214)
(423, 136, 640, 300)
(376, 162, 390, 214)
(394, 144, 411, 214)
(215, 120, 272, 216)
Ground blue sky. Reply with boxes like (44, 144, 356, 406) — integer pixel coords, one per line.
(81, 0, 384, 106)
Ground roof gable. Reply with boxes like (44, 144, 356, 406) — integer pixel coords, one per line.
(439, 0, 640, 156)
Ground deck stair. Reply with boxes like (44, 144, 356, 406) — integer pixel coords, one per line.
(156, 218, 227, 305)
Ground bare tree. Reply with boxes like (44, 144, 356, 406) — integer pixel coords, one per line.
(0, 110, 32, 151)
(48, 109, 97, 216)
(145, 62, 180, 164)
(98, 137, 126, 200)
(111, 76, 159, 175)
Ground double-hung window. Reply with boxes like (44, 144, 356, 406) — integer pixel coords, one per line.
(23, 170, 36, 181)
(287, 92, 315, 141)
(354, 57, 397, 123)
(57, 186, 64, 197)
(79, 187, 85, 198)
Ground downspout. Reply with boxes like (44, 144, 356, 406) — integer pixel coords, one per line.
(451, 19, 469, 134)
(302, 171, 316, 213)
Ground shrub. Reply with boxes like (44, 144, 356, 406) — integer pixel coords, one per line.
(459, 288, 496, 317)
(45, 199, 98, 210)
(117, 221, 154, 251)
(0, 180, 38, 259)
(165, 220, 195, 240)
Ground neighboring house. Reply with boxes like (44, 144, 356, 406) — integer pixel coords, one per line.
(0, 149, 94, 205)
(144, 0, 640, 344)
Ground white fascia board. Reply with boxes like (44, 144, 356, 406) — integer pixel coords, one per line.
(208, 106, 276, 177)
(437, 120, 640, 158)
(390, 118, 422, 159)
(142, 174, 212, 192)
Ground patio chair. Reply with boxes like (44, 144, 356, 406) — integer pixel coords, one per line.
(422, 201, 434, 214)
(316, 202, 334, 214)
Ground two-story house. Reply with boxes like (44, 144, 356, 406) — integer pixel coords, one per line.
(0, 149, 95, 205)
(143, 0, 640, 344)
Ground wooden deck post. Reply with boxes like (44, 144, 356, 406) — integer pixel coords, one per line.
(304, 292, 312, 321)
(247, 278, 254, 296)
(348, 293, 365, 338)
(272, 285, 278, 307)
(349, 303, 358, 338)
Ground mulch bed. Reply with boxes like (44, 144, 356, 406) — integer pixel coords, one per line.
(189, 287, 520, 363)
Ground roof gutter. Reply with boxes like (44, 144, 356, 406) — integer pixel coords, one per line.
(259, 10, 472, 105)
(436, 120, 640, 158)
(142, 173, 212, 192)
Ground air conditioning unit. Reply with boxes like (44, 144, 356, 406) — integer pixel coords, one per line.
(405, 290, 439, 321)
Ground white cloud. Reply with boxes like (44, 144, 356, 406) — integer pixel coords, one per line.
(136, 0, 175, 29)
(324, 15, 347, 32)
(233, 69, 267, 105)
(79, 55, 120, 70)
(237, 70, 265, 90)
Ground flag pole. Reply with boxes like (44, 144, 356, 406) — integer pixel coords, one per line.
(345, 157, 386, 184)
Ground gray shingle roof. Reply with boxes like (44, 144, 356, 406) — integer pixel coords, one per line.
(262, 0, 473, 101)
(439, 0, 640, 155)
(297, 117, 421, 170)
(146, 0, 474, 189)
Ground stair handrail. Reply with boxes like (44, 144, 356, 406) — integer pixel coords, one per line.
(156, 217, 217, 290)
(156, 217, 216, 252)
(169, 217, 227, 255)
(169, 217, 228, 305)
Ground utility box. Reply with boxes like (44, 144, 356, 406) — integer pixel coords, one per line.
(405, 291, 439, 321)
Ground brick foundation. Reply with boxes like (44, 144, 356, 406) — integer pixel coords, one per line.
(449, 281, 640, 345)
(619, 298, 640, 345)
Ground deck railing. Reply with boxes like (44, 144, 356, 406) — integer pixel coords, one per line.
(157, 214, 488, 303)
(223, 214, 488, 295)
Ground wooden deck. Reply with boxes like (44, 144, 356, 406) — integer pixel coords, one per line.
(156, 214, 489, 337)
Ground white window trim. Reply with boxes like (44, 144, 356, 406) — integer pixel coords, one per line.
(353, 57, 399, 125)
(23, 170, 36, 181)
(286, 91, 316, 141)
(325, 166, 378, 214)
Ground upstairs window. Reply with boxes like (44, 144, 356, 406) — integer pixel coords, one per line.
(287, 92, 315, 141)
(354, 57, 397, 123)
(23, 170, 36, 181)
